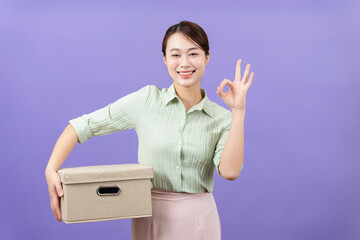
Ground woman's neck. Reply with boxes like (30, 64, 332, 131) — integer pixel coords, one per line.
(173, 82, 204, 112)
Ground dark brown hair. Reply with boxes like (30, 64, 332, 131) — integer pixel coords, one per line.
(162, 20, 210, 57)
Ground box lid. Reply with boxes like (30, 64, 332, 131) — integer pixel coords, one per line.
(57, 164, 153, 184)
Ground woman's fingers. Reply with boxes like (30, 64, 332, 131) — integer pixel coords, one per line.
(55, 182, 64, 198)
(217, 86, 223, 98)
(247, 72, 254, 87)
(217, 79, 233, 98)
(218, 79, 233, 92)
(50, 187, 61, 221)
(46, 170, 64, 222)
(235, 59, 242, 82)
(242, 64, 250, 84)
(235, 59, 252, 85)
(55, 182, 63, 221)
(54, 180, 64, 221)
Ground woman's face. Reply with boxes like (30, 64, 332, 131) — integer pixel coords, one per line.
(163, 32, 210, 88)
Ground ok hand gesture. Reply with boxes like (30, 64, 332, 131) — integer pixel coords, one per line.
(217, 59, 254, 111)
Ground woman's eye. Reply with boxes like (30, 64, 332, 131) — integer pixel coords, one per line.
(171, 53, 198, 57)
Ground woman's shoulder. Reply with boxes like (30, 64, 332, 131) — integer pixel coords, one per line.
(141, 84, 175, 97)
(136, 84, 169, 104)
(132, 84, 160, 96)
(140, 84, 164, 92)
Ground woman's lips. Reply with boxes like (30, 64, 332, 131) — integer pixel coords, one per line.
(177, 70, 195, 78)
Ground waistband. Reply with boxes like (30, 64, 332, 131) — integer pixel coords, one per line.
(151, 188, 211, 201)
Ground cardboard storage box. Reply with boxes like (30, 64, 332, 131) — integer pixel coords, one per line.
(57, 163, 153, 224)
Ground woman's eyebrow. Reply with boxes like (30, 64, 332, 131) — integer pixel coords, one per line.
(170, 47, 199, 52)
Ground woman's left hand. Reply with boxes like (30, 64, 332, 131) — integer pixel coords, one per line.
(217, 59, 254, 112)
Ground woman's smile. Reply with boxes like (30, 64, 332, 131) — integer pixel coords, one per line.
(177, 70, 196, 78)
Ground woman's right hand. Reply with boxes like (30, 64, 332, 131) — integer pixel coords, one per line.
(45, 168, 64, 222)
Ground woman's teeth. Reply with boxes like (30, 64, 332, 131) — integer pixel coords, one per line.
(178, 71, 195, 77)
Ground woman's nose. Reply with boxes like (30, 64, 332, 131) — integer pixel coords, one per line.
(180, 56, 190, 67)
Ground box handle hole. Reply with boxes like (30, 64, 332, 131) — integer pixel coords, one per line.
(97, 186, 121, 196)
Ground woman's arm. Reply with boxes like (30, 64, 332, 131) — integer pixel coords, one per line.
(218, 110, 245, 181)
(45, 123, 78, 222)
(216, 59, 253, 181)
(45, 123, 78, 172)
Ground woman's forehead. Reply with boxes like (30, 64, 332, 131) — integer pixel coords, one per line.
(167, 33, 199, 51)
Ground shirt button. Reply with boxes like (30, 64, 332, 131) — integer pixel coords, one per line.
(181, 120, 184, 123)
(178, 141, 181, 145)
(176, 166, 180, 169)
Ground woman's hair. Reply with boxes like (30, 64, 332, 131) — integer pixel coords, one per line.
(162, 20, 209, 57)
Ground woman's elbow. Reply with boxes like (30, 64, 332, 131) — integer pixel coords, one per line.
(220, 168, 240, 181)
(219, 162, 241, 181)
(224, 173, 239, 181)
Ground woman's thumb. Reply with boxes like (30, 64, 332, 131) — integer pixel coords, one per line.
(55, 183, 64, 197)
(217, 86, 224, 98)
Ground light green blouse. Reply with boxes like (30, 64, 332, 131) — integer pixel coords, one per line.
(69, 83, 243, 193)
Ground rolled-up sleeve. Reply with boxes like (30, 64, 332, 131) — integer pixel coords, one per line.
(69, 85, 150, 144)
(213, 111, 244, 177)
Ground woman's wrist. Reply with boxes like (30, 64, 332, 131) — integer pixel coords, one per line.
(231, 108, 245, 116)
(45, 165, 58, 174)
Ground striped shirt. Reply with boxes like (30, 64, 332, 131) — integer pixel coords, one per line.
(69, 83, 243, 193)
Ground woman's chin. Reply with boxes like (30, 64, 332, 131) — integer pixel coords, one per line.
(173, 78, 200, 88)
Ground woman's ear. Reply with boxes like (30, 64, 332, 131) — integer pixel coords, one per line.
(205, 51, 210, 65)
(163, 54, 167, 66)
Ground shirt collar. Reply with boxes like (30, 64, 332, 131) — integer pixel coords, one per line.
(162, 83, 214, 118)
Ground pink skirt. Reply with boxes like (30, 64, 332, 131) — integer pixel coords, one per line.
(131, 188, 221, 240)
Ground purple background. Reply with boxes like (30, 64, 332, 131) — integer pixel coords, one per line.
(1, 0, 359, 239)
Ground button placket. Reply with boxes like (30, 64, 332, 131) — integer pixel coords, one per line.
(178, 115, 185, 151)
(177, 114, 185, 186)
